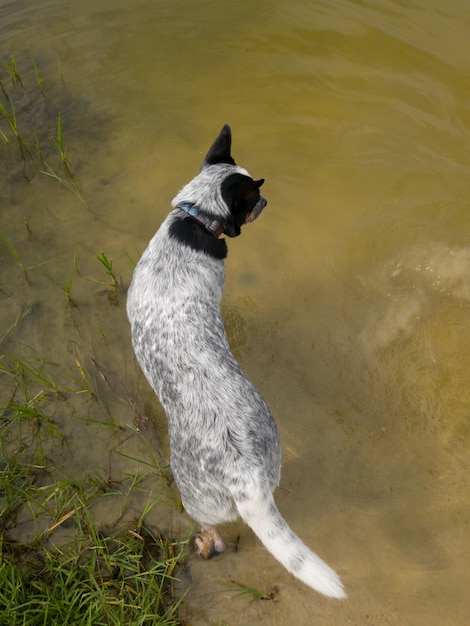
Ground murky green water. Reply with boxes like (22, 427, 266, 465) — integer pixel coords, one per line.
(2, 0, 470, 623)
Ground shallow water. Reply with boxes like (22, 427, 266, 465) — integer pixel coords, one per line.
(1, 0, 470, 623)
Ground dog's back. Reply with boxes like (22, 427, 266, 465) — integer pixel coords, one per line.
(127, 125, 346, 599)
(128, 210, 282, 515)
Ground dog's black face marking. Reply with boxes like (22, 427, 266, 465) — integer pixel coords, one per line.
(203, 124, 236, 167)
(221, 174, 265, 238)
(169, 218, 228, 259)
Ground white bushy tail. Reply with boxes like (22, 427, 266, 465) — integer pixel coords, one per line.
(235, 490, 347, 599)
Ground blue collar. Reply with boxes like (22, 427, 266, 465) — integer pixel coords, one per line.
(176, 202, 224, 238)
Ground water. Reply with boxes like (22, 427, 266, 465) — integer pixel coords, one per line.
(1, 0, 470, 623)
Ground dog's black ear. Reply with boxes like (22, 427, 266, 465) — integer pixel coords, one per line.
(202, 124, 235, 167)
(251, 178, 265, 190)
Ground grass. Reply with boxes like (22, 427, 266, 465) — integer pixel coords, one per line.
(0, 534, 186, 626)
(47, 274, 77, 308)
(0, 233, 30, 282)
(96, 252, 121, 304)
(224, 581, 277, 603)
(51, 112, 72, 177)
(72, 250, 123, 304)
(0, 459, 189, 626)
(0, 334, 189, 624)
(28, 48, 45, 97)
(40, 159, 85, 203)
(0, 95, 29, 160)
(0, 51, 192, 626)
(0, 264, 190, 622)
(0, 96, 19, 139)
(4, 53, 25, 89)
(0, 373, 188, 624)
(0, 346, 66, 457)
(0, 52, 85, 199)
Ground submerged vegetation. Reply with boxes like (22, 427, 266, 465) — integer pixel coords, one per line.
(0, 52, 190, 625)
(0, 52, 83, 200)
(0, 336, 190, 624)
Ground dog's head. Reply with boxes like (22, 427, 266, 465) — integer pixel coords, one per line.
(203, 125, 267, 237)
(172, 125, 267, 239)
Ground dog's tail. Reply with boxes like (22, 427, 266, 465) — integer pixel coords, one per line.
(235, 489, 347, 599)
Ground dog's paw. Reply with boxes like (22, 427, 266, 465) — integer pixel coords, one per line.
(193, 527, 226, 559)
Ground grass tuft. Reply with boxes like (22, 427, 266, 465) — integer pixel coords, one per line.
(224, 580, 277, 603)
(28, 48, 45, 97)
(51, 112, 73, 178)
(0, 233, 30, 282)
(96, 251, 121, 304)
(0, 458, 189, 625)
(5, 54, 25, 90)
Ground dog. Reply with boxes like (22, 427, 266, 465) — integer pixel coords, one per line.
(126, 125, 346, 599)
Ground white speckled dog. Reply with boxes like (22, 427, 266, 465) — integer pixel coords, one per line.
(126, 125, 346, 599)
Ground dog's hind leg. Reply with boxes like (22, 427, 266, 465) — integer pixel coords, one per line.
(193, 526, 226, 559)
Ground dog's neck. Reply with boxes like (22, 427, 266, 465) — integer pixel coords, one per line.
(170, 203, 228, 259)
(176, 202, 224, 238)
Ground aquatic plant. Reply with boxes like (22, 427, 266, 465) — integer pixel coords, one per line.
(225, 580, 277, 602)
(96, 251, 121, 303)
(0, 347, 66, 458)
(4, 53, 25, 89)
(0, 233, 29, 282)
(40, 159, 85, 202)
(47, 274, 77, 308)
(0, 52, 83, 200)
(0, 95, 28, 159)
(28, 48, 45, 97)
(51, 112, 72, 177)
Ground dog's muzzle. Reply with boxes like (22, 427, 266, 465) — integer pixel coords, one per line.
(244, 196, 267, 224)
